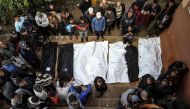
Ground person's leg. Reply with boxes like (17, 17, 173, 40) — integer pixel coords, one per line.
(112, 21, 115, 30)
(84, 31, 88, 42)
(79, 31, 84, 42)
(41, 27, 50, 42)
(123, 37, 127, 44)
(108, 25, 111, 35)
(122, 28, 126, 36)
(95, 31, 100, 40)
(69, 32, 73, 40)
(100, 31, 104, 40)
(79, 85, 93, 104)
(117, 18, 121, 29)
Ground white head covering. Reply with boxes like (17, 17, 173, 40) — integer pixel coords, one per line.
(96, 12, 102, 19)
(88, 7, 94, 14)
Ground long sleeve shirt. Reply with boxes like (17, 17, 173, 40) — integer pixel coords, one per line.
(35, 13, 49, 27)
(92, 17, 106, 32)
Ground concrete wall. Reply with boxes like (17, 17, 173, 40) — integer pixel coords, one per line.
(160, 0, 190, 69)
(160, 1, 190, 104)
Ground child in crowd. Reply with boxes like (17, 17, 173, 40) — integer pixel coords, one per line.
(66, 17, 77, 40)
(104, 7, 115, 35)
(76, 16, 89, 42)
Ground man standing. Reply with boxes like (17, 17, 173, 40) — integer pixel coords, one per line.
(35, 11, 50, 43)
(92, 12, 106, 40)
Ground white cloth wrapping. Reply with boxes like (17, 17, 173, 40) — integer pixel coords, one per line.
(106, 41, 129, 83)
(74, 41, 108, 85)
(138, 37, 162, 79)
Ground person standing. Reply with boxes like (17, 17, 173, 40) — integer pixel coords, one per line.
(76, 16, 89, 42)
(114, 0, 125, 29)
(104, 7, 115, 35)
(78, 0, 92, 15)
(84, 7, 96, 33)
(35, 11, 50, 43)
(144, 0, 161, 27)
(92, 12, 106, 40)
(120, 9, 136, 35)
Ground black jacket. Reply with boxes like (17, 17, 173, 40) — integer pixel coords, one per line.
(79, 0, 92, 13)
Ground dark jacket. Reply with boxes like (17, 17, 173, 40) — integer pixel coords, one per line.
(156, 14, 172, 30)
(104, 10, 115, 25)
(144, 3, 161, 16)
(0, 42, 14, 60)
(136, 13, 151, 26)
(120, 14, 136, 29)
(138, 74, 155, 93)
(79, 0, 92, 13)
(125, 45, 139, 82)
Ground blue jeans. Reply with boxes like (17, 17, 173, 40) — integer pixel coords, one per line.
(69, 84, 92, 104)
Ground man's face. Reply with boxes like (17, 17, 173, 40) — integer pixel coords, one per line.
(147, 78, 153, 85)
(102, 0, 107, 3)
(0, 71, 5, 77)
(143, 10, 148, 15)
(161, 80, 168, 87)
(116, 1, 121, 6)
(19, 80, 27, 86)
(14, 94, 21, 100)
(152, 3, 157, 8)
(70, 19, 74, 23)
(169, 2, 174, 6)
(49, 5, 54, 9)
(97, 81, 102, 86)
(85, 0, 89, 2)
(108, 10, 112, 14)
(14, 17, 19, 21)
(128, 26, 132, 31)
(81, 20, 84, 23)
(0, 41, 6, 48)
(128, 11, 133, 17)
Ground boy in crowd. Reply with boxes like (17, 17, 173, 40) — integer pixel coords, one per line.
(66, 17, 77, 40)
(104, 7, 115, 35)
(120, 8, 136, 35)
(76, 16, 89, 42)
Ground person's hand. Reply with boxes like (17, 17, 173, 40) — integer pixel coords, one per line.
(26, 48, 30, 50)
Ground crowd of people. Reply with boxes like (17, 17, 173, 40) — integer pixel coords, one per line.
(119, 61, 189, 109)
(0, 0, 188, 109)
(13, 0, 177, 44)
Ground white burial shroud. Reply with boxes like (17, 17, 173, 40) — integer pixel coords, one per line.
(106, 41, 129, 83)
(138, 37, 162, 79)
(73, 41, 108, 85)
